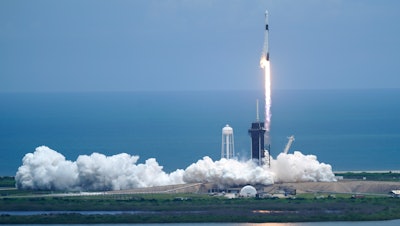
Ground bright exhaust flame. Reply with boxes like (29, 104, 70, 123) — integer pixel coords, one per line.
(260, 55, 271, 142)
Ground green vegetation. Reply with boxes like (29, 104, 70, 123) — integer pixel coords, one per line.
(335, 172, 400, 181)
(0, 176, 15, 187)
(1, 173, 400, 223)
(1, 192, 400, 223)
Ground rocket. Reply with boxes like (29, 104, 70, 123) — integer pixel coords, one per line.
(264, 10, 270, 61)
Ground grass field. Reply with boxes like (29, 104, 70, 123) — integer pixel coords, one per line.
(1, 190, 400, 223)
(1, 175, 400, 223)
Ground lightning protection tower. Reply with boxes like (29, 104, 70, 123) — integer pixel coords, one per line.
(221, 124, 235, 159)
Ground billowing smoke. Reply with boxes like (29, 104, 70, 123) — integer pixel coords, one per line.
(183, 157, 274, 186)
(272, 151, 336, 183)
(16, 146, 336, 191)
(15, 147, 79, 191)
(15, 146, 184, 191)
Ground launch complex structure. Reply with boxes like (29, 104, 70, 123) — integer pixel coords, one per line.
(249, 10, 271, 167)
(248, 101, 270, 167)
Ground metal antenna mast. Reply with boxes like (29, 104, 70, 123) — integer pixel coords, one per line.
(256, 99, 260, 122)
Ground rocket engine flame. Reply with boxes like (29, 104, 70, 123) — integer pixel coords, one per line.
(260, 54, 268, 69)
(260, 55, 272, 142)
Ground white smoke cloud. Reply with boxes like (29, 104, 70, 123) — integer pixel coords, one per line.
(183, 157, 274, 186)
(15, 147, 78, 190)
(15, 146, 184, 191)
(15, 146, 335, 191)
(271, 151, 336, 183)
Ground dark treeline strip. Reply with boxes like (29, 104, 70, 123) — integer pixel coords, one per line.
(0, 177, 14, 187)
(335, 172, 400, 181)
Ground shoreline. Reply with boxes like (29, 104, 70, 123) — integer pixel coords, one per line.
(334, 170, 400, 174)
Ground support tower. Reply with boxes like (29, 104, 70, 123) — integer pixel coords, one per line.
(248, 100, 270, 166)
(248, 121, 266, 166)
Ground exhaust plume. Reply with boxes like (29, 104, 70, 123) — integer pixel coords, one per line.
(260, 57, 271, 142)
(15, 146, 184, 191)
(15, 146, 336, 191)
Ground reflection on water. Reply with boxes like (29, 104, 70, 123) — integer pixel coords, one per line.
(252, 210, 298, 214)
(244, 220, 400, 226)
(2, 220, 400, 226)
(245, 223, 298, 226)
(0, 211, 150, 216)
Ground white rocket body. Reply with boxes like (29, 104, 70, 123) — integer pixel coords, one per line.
(264, 10, 270, 61)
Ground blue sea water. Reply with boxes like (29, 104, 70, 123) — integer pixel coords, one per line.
(0, 89, 399, 176)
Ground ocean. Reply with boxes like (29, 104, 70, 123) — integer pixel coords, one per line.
(1, 89, 399, 176)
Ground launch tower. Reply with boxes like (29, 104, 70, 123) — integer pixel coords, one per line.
(248, 100, 270, 166)
(248, 121, 266, 166)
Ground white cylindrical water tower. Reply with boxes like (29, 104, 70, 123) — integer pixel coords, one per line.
(221, 124, 235, 159)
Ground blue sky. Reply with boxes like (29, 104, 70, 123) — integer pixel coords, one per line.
(1, 0, 399, 92)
